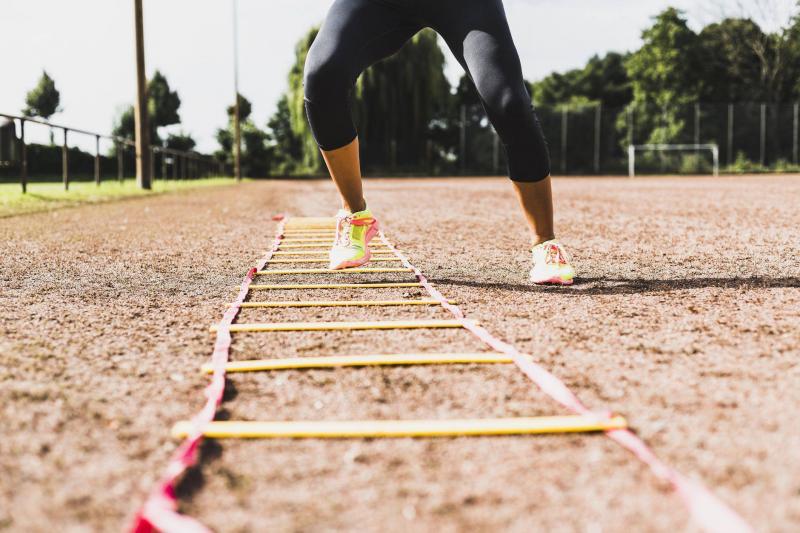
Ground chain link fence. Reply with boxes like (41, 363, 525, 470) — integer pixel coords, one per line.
(376, 103, 800, 176)
(426, 102, 800, 177)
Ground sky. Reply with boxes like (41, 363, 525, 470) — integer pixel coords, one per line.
(1, 0, 795, 153)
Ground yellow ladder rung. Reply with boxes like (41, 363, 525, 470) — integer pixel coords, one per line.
(210, 319, 467, 333)
(268, 257, 401, 264)
(280, 238, 337, 243)
(282, 230, 337, 234)
(272, 251, 395, 256)
(284, 227, 336, 231)
(256, 267, 412, 275)
(278, 243, 391, 249)
(284, 223, 336, 229)
(283, 228, 336, 232)
(281, 237, 340, 244)
(286, 217, 336, 222)
(236, 299, 453, 308)
(281, 228, 336, 235)
(171, 415, 628, 439)
(202, 353, 512, 373)
(248, 282, 423, 290)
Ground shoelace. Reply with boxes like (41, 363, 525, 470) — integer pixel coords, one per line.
(542, 242, 569, 265)
(334, 214, 372, 248)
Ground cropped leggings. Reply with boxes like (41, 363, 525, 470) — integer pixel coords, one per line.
(304, 0, 551, 182)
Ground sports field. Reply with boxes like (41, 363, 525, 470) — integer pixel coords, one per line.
(0, 178, 234, 218)
(1, 176, 798, 531)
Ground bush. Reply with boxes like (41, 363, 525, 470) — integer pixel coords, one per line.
(727, 151, 765, 174)
(773, 159, 800, 173)
(678, 153, 712, 174)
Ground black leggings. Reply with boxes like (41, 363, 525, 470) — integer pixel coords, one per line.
(304, 0, 551, 182)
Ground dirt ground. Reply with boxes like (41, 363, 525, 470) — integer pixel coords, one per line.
(1, 176, 798, 533)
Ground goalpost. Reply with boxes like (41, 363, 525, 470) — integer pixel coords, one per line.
(628, 144, 720, 177)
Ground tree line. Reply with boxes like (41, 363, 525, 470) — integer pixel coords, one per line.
(5, 70, 200, 181)
(218, 6, 800, 176)
(16, 69, 198, 154)
(112, 71, 197, 153)
(13, 5, 800, 178)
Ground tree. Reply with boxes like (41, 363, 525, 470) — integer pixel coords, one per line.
(112, 105, 136, 141)
(216, 93, 253, 165)
(148, 70, 181, 131)
(214, 127, 233, 162)
(698, 19, 766, 101)
(23, 70, 61, 119)
(266, 95, 304, 174)
(285, 27, 323, 173)
(354, 29, 452, 171)
(165, 131, 196, 152)
(280, 27, 453, 174)
(581, 53, 634, 108)
(625, 8, 703, 143)
(241, 122, 273, 176)
(111, 70, 182, 146)
(216, 93, 274, 176)
(23, 70, 62, 144)
(533, 53, 632, 108)
(446, 74, 495, 173)
(790, 14, 800, 99)
(227, 93, 253, 122)
(708, 0, 800, 102)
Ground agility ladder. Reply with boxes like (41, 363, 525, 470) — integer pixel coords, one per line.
(131, 216, 751, 533)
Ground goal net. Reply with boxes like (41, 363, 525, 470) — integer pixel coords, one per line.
(627, 144, 719, 177)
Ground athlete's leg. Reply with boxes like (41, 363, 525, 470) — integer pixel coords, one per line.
(304, 0, 422, 212)
(427, 0, 555, 244)
(304, 0, 421, 269)
(321, 138, 365, 212)
(427, 0, 574, 283)
(512, 179, 555, 244)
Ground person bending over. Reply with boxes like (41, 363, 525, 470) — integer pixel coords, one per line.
(303, 0, 576, 285)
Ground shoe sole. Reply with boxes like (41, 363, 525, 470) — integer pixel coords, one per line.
(531, 276, 574, 286)
(329, 221, 380, 270)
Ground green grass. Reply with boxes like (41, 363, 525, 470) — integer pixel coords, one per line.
(0, 177, 238, 218)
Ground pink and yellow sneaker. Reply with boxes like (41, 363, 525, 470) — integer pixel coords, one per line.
(328, 208, 380, 270)
(530, 239, 576, 285)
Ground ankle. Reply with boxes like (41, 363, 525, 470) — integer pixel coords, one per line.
(344, 198, 367, 213)
(532, 234, 556, 247)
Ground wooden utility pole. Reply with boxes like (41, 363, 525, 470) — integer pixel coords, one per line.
(133, 0, 152, 189)
(62, 128, 69, 191)
(232, 0, 242, 181)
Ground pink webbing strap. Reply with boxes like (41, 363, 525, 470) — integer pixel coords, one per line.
(378, 231, 752, 533)
(130, 216, 750, 533)
(129, 218, 287, 533)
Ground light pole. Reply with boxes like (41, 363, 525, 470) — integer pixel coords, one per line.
(232, 0, 242, 182)
(133, 0, 152, 189)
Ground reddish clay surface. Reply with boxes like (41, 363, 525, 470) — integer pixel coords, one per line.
(1, 176, 798, 532)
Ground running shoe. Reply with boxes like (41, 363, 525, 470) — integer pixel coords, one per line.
(329, 208, 380, 270)
(529, 239, 576, 285)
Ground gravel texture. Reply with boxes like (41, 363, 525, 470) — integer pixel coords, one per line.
(1, 176, 798, 532)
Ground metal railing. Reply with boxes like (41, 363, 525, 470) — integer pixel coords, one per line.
(0, 112, 229, 193)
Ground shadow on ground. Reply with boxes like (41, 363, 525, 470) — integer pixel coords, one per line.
(433, 276, 800, 295)
(174, 440, 224, 500)
(173, 381, 239, 501)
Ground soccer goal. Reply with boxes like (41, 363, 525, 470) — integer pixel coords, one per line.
(627, 144, 719, 177)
